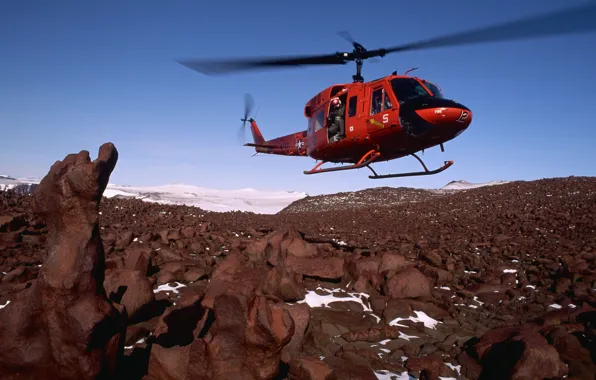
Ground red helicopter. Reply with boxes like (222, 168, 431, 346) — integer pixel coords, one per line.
(178, 3, 595, 179)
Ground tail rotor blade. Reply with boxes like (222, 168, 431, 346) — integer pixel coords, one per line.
(239, 93, 256, 145)
(244, 93, 254, 122)
(237, 124, 246, 144)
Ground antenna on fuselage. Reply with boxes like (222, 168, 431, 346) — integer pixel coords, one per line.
(404, 67, 419, 76)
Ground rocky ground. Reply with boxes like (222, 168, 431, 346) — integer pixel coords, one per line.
(0, 144, 595, 379)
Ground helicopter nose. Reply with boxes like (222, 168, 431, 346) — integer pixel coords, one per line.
(415, 107, 473, 130)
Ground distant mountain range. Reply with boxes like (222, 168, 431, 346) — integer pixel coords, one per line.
(0, 174, 508, 214)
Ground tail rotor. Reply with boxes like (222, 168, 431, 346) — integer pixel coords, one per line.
(238, 93, 255, 144)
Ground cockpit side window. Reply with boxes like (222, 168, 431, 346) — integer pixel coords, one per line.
(383, 91, 392, 110)
(370, 87, 383, 115)
(371, 86, 393, 115)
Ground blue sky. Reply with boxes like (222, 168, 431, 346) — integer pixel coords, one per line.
(1, 0, 595, 195)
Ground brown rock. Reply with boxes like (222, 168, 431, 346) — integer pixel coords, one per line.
(285, 256, 345, 280)
(263, 264, 306, 302)
(206, 293, 295, 379)
(0, 215, 27, 233)
(347, 256, 381, 281)
(145, 343, 191, 380)
(383, 267, 432, 299)
(201, 253, 267, 309)
(323, 356, 377, 379)
(284, 236, 319, 258)
(378, 252, 409, 274)
(265, 227, 302, 266)
(418, 264, 453, 286)
(244, 238, 267, 262)
(406, 353, 458, 379)
(145, 339, 209, 380)
(474, 326, 569, 379)
(282, 303, 311, 361)
(420, 249, 443, 267)
(289, 355, 336, 380)
(546, 326, 596, 380)
(104, 268, 155, 324)
(124, 247, 153, 275)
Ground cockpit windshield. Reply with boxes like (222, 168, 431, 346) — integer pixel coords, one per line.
(421, 81, 444, 98)
(390, 78, 441, 104)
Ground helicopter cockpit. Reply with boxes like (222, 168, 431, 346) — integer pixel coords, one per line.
(390, 77, 443, 105)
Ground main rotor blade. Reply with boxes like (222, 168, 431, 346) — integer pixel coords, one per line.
(176, 2, 596, 76)
(337, 30, 356, 45)
(177, 52, 347, 75)
(374, 2, 596, 56)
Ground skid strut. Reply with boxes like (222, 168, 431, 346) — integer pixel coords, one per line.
(367, 152, 453, 179)
(304, 149, 380, 175)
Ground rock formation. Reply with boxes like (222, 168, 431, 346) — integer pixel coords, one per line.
(0, 143, 125, 379)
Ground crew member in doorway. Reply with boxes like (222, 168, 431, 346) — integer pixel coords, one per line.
(328, 96, 345, 140)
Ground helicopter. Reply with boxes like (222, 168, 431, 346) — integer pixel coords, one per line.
(177, 2, 596, 179)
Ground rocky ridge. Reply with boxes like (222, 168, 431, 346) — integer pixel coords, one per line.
(280, 187, 447, 214)
(0, 143, 595, 379)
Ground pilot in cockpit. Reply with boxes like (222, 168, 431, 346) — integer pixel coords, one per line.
(371, 94, 382, 115)
(383, 93, 392, 110)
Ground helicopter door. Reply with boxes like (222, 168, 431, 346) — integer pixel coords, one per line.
(367, 86, 394, 132)
(327, 92, 348, 142)
(307, 107, 327, 153)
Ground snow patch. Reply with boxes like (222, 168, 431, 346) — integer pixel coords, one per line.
(389, 310, 441, 329)
(154, 282, 186, 294)
(445, 363, 461, 375)
(374, 370, 416, 380)
(297, 287, 371, 312)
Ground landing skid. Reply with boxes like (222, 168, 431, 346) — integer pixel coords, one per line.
(303, 150, 453, 179)
(367, 152, 453, 179)
(303, 149, 380, 175)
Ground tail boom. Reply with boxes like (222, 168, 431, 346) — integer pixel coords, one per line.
(244, 120, 307, 156)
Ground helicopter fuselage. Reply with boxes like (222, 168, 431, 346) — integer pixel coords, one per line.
(243, 74, 472, 178)
(302, 74, 472, 164)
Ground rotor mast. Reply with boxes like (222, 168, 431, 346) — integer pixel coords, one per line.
(351, 41, 367, 83)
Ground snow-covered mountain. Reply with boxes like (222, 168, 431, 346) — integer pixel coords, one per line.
(1, 174, 508, 214)
(102, 183, 306, 214)
(0, 175, 306, 214)
(0, 175, 40, 194)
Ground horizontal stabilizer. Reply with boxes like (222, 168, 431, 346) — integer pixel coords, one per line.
(244, 143, 279, 149)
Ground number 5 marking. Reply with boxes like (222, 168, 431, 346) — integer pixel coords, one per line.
(382, 114, 389, 123)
